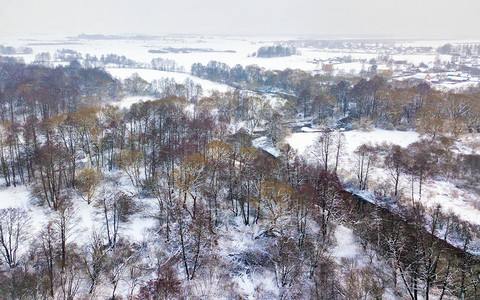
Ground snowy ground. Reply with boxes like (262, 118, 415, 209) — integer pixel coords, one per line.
(333, 225, 362, 261)
(106, 67, 232, 93)
(5, 34, 480, 92)
(216, 217, 278, 299)
(286, 128, 480, 226)
(0, 172, 154, 251)
(252, 136, 281, 157)
(0, 34, 472, 75)
(109, 95, 155, 109)
(104, 67, 233, 108)
(0, 185, 30, 209)
(286, 128, 420, 155)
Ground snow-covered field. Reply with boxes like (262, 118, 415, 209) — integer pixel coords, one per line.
(0, 34, 471, 74)
(1, 33, 480, 297)
(0, 172, 154, 251)
(1, 35, 322, 70)
(287, 129, 480, 226)
(287, 128, 420, 155)
(5, 34, 480, 93)
(106, 67, 232, 93)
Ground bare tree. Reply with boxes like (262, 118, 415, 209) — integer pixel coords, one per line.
(105, 241, 143, 300)
(405, 141, 437, 204)
(269, 237, 303, 300)
(355, 144, 377, 190)
(384, 144, 406, 198)
(81, 231, 108, 296)
(176, 206, 210, 280)
(313, 129, 334, 172)
(0, 208, 31, 300)
(137, 264, 182, 300)
(95, 187, 137, 248)
(333, 132, 345, 175)
(0, 208, 29, 268)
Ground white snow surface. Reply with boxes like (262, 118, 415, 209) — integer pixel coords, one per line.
(216, 217, 278, 299)
(106, 68, 232, 93)
(333, 225, 362, 261)
(286, 128, 480, 226)
(0, 34, 474, 76)
(0, 174, 154, 244)
(252, 136, 281, 157)
(110, 95, 156, 109)
(0, 185, 31, 209)
(286, 128, 420, 156)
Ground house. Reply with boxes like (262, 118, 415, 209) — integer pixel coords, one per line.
(447, 76, 469, 82)
(412, 73, 431, 81)
(322, 64, 334, 71)
(446, 72, 469, 82)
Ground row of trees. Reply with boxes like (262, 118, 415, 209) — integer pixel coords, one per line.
(353, 135, 480, 206)
(0, 88, 352, 298)
(0, 45, 33, 55)
(0, 60, 478, 299)
(0, 61, 121, 123)
(52, 50, 185, 72)
(0, 94, 475, 298)
(311, 132, 480, 300)
(123, 73, 204, 103)
(254, 45, 298, 58)
(344, 188, 480, 300)
(191, 61, 480, 135)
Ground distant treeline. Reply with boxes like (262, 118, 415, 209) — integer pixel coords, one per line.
(191, 60, 480, 135)
(253, 45, 297, 58)
(53, 50, 185, 71)
(437, 43, 480, 56)
(74, 33, 161, 40)
(148, 47, 236, 54)
(0, 45, 33, 55)
(0, 61, 121, 122)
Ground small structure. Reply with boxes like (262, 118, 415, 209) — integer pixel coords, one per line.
(322, 64, 334, 72)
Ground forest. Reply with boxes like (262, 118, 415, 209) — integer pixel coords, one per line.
(0, 59, 480, 299)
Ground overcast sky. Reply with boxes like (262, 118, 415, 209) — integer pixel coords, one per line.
(1, 0, 480, 38)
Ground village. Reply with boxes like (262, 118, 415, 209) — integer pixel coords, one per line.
(309, 41, 480, 90)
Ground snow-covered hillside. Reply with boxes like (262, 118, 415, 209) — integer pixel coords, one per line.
(287, 128, 480, 227)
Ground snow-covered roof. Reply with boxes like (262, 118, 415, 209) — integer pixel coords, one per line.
(412, 73, 430, 80)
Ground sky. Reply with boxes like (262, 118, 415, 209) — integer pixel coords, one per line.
(1, 0, 480, 38)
